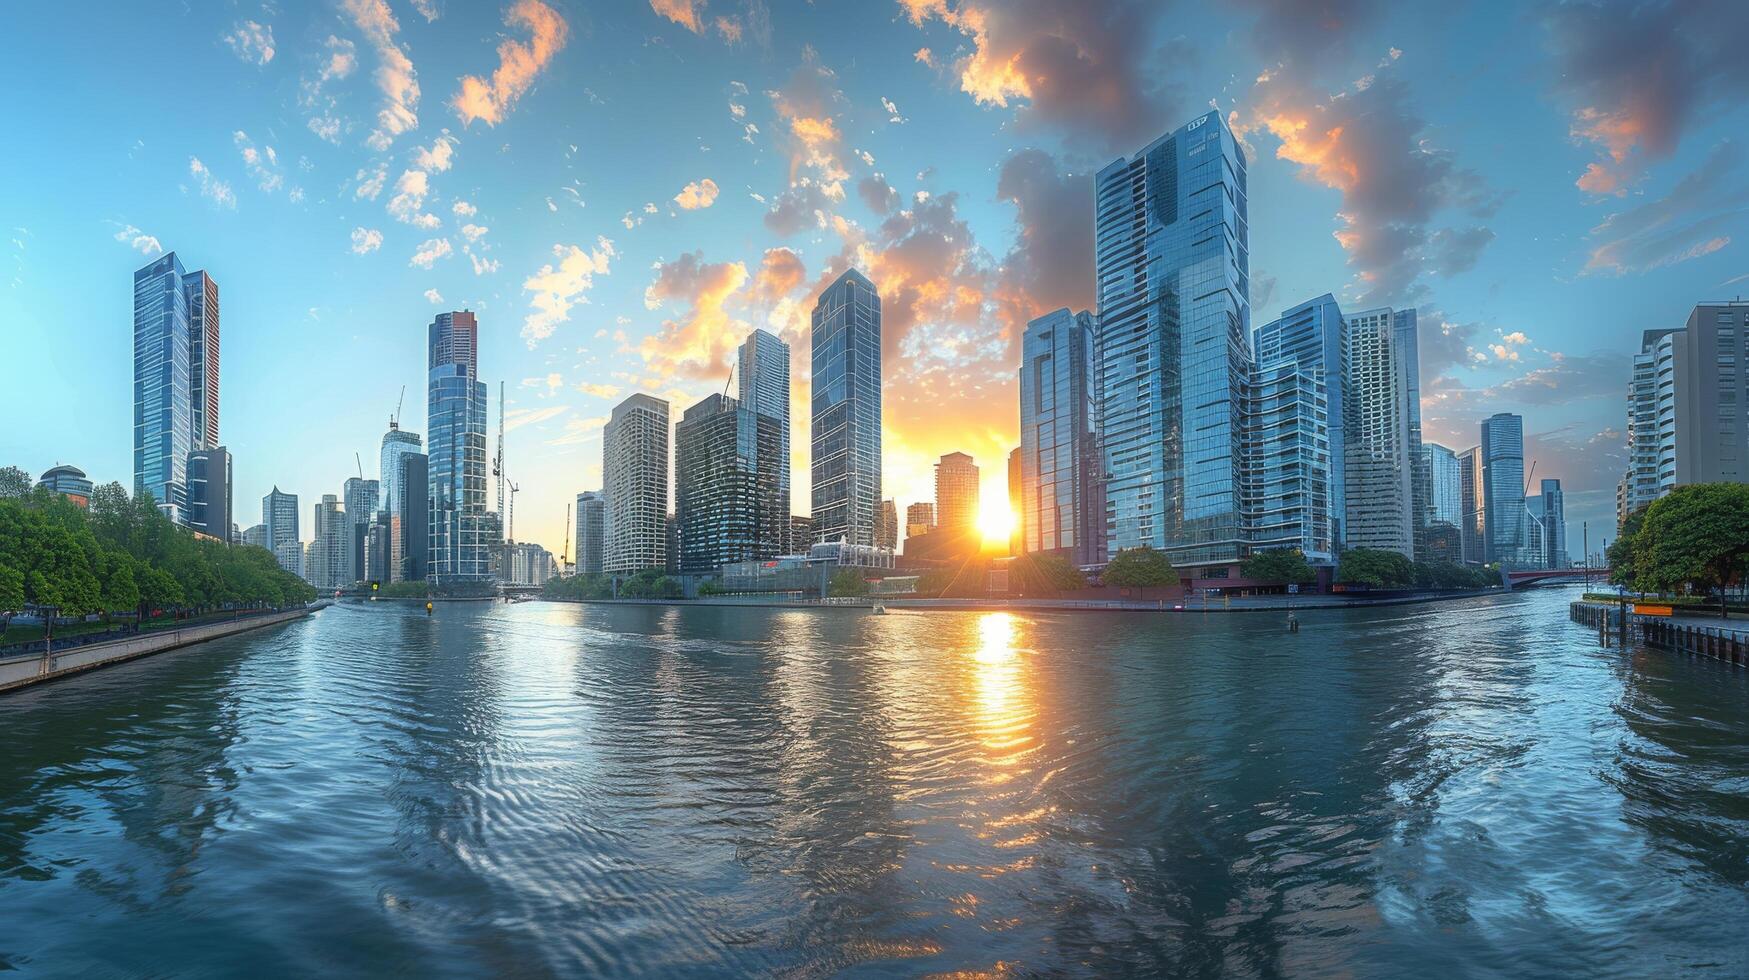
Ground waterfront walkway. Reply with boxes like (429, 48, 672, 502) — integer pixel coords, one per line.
(550, 589, 1512, 615)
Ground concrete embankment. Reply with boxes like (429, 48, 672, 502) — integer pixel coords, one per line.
(545, 588, 1510, 614)
(0, 605, 324, 694)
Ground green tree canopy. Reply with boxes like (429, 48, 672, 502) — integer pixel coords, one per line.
(1240, 548, 1316, 584)
(1624, 484, 1749, 610)
(1009, 553, 1088, 593)
(829, 569, 871, 597)
(1102, 546, 1176, 588)
(0, 466, 32, 499)
(1336, 548, 1415, 589)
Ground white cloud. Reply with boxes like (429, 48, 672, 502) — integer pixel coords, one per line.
(308, 116, 343, 143)
(342, 0, 420, 150)
(881, 96, 905, 123)
(233, 131, 284, 192)
(112, 224, 163, 256)
(452, 200, 477, 217)
(410, 237, 452, 268)
(521, 237, 616, 347)
(410, 0, 439, 22)
(504, 404, 569, 430)
(387, 169, 437, 227)
(469, 252, 500, 275)
(424, 287, 445, 303)
(460, 223, 488, 242)
(224, 20, 275, 65)
(350, 227, 384, 254)
(354, 165, 388, 200)
(188, 157, 236, 209)
(673, 177, 720, 210)
(410, 134, 457, 173)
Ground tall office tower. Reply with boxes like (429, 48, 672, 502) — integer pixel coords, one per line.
(427, 311, 490, 585)
(379, 422, 424, 582)
(306, 494, 349, 589)
(1096, 110, 1250, 565)
(810, 268, 883, 547)
(875, 499, 899, 552)
(1240, 360, 1333, 562)
(1006, 450, 1022, 556)
(575, 491, 606, 574)
(1458, 446, 1485, 565)
(603, 393, 671, 573)
(738, 329, 791, 515)
(1020, 308, 1104, 566)
(1341, 307, 1417, 558)
(400, 452, 429, 582)
(666, 514, 679, 573)
(263, 487, 299, 552)
(133, 252, 220, 523)
(343, 477, 379, 585)
(789, 514, 814, 554)
(1480, 413, 1526, 564)
(1617, 329, 1678, 527)
(906, 502, 935, 540)
(186, 447, 233, 543)
(1253, 294, 1347, 547)
(242, 524, 268, 549)
(1531, 478, 1567, 567)
(1424, 443, 1463, 528)
(675, 393, 784, 573)
(1672, 302, 1749, 485)
(1389, 308, 1428, 556)
(37, 465, 94, 506)
(935, 452, 980, 538)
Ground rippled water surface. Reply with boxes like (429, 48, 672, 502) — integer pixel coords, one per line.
(3, 588, 1748, 977)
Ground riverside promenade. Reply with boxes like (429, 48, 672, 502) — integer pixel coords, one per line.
(0, 602, 330, 694)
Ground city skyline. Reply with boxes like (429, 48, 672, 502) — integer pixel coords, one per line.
(8, 2, 1749, 559)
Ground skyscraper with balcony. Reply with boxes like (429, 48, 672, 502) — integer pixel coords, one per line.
(1095, 110, 1250, 565)
(1240, 360, 1333, 562)
(738, 329, 791, 516)
(1253, 294, 1346, 548)
(675, 393, 784, 572)
(133, 252, 219, 524)
(603, 393, 670, 573)
(575, 491, 605, 574)
(427, 311, 490, 585)
(1020, 308, 1104, 566)
(1671, 303, 1748, 486)
(1480, 413, 1526, 565)
(1340, 307, 1419, 558)
(935, 452, 980, 539)
(875, 499, 899, 552)
(905, 502, 934, 540)
(810, 268, 882, 546)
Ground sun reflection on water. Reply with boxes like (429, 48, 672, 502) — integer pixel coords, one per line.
(971, 613, 1035, 771)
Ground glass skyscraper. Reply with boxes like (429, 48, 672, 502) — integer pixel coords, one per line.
(1095, 110, 1250, 566)
(133, 252, 218, 523)
(1240, 360, 1333, 562)
(378, 421, 423, 582)
(575, 490, 605, 574)
(427, 311, 490, 584)
(737, 329, 791, 515)
(1253, 294, 1346, 548)
(810, 268, 882, 547)
(1020, 308, 1103, 566)
(675, 393, 784, 573)
(1480, 412, 1526, 565)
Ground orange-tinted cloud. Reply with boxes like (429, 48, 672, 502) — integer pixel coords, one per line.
(341, 0, 419, 151)
(640, 252, 752, 381)
(649, 0, 706, 33)
(454, 0, 569, 127)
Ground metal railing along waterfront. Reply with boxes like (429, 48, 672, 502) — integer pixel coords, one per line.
(1571, 600, 1749, 666)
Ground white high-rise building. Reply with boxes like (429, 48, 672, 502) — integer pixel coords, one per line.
(603, 394, 670, 573)
(1342, 307, 1418, 558)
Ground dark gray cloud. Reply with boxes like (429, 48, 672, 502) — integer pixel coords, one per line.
(857, 173, 899, 215)
(1430, 226, 1495, 277)
(1586, 141, 1749, 273)
(995, 148, 1094, 328)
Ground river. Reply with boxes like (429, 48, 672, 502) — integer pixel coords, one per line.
(2, 588, 1746, 977)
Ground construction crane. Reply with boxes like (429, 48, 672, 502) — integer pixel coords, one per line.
(505, 475, 520, 542)
(390, 385, 406, 429)
(561, 502, 572, 571)
(494, 381, 506, 538)
(355, 452, 365, 481)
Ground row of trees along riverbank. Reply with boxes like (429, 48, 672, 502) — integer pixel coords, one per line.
(0, 466, 316, 635)
(1607, 483, 1749, 618)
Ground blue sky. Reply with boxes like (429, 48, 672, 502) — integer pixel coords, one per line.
(4, 0, 1747, 559)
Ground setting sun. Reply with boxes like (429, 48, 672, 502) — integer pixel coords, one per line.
(978, 499, 1016, 548)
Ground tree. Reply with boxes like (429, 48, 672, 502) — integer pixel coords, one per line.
(1630, 483, 1749, 617)
(1607, 510, 1643, 588)
(98, 548, 140, 616)
(829, 569, 870, 597)
(0, 466, 32, 499)
(1336, 548, 1415, 589)
(1102, 546, 1176, 588)
(0, 562, 23, 629)
(1009, 553, 1087, 593)
(1240, 548, 1315, 584)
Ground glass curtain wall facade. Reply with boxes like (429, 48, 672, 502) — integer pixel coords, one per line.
(1424, 443, 1463, 527)
(675, 394, 784, 573)
(379, 424, 423, 582)
(1095, 110, 1250, 565)
(132, 253, 195, 522)
(1480, 413, 1526, 565)
(810, 268, 882, 547)
(1241, 361, 1333, 562)
(186, 446, 232, 542)
(603, 393, 671, 573)
(427, 311, 490, 584)
(737, 329, 791, 517)
(1252, 294, 1346, 548)
(1020, 308, 1104, 566)
(575, 491, 606, 574)
(1459, 447, 1484, 565)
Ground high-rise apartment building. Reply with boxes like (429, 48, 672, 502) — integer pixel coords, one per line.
(427, 311, 490, 585)
(186, 446, 233, 543)
(675, 393, 784, 573)
(905, 502, 935, 540)
(603, 393, 671, 573)
(875, 499, 898, 552)
(1341, 307, 1418, 558)
(1096, 110, 1250, 565)
(263, 487, 299, 554)
(1019, 308, 1104, 566)
(788, 514, 814, 555)
(934, 452, 980, 538)
(379, 422, 423, 582)
(1253, 294, 1347, 548)
(737, 329, 791, 516)
(1240, 360, 1333, 562)
(1480, 413, 1526, 565)
(1526, 478, 1567, 568)
(133, 252, 219, 524)
(575, 491, 606, 574)
(343, 477, 379, 586)
(305, 494, 349, 590)
(1007, 450, 1022, 556)
(810, 268, 882, 546)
